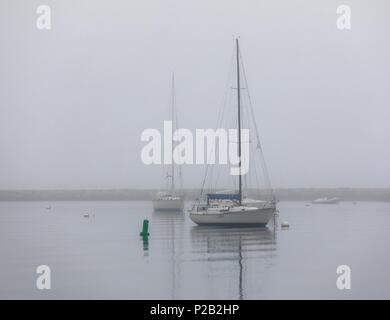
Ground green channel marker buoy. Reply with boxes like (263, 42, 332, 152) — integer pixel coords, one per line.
(140, 219, 150, 236)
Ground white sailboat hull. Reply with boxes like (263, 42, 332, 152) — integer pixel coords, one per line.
(153, 198, 184, 211)
(189, 206, 275, 226)
(242, 198, 268, 209)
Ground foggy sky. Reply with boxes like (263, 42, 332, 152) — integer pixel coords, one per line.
(0, 0, 389, 190)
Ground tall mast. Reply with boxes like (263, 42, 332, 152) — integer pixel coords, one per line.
(171, 73, 175, 191)
(236, 38, 242, 205)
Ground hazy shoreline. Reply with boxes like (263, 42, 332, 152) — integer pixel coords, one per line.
(0, 188, 389, 202)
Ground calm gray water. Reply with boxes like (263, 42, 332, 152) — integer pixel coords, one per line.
(0, 201, 389, 299)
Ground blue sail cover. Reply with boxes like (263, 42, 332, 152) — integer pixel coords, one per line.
(206, 193, 240, 205)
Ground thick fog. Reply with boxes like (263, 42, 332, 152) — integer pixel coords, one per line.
(0, 0, 389, 189)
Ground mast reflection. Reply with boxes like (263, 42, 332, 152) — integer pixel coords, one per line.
(190, 226, 277, 299)
(152, 210, 185, 299)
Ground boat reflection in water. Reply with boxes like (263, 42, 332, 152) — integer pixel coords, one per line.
(150, 209, 277, 299)
(151, 210, 185, 299)
(190, 226, 277, 299)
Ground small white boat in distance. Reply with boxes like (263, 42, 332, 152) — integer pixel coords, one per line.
(153, 192, 184, 211)
(311, 197, 340, 204)
(153, 73, 184, 212)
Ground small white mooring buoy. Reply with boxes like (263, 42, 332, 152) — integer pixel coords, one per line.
(281, 221, 290, 229)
